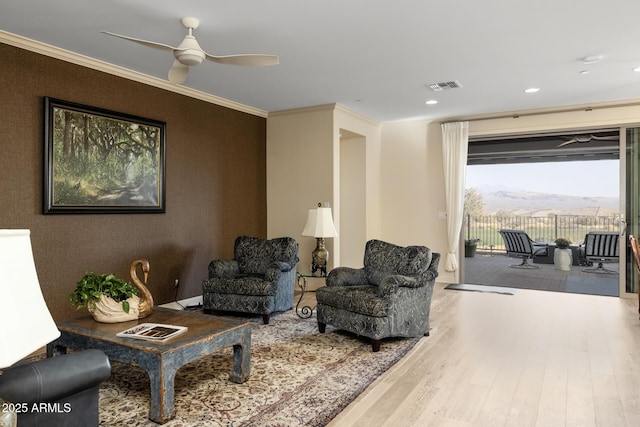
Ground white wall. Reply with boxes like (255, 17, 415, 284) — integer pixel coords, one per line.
(380, 119, 455, 283)
(266, 104, 381, 273)
(267, 105, 335, 273)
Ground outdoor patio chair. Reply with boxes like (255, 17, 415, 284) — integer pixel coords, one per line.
(582, 231, 619, 274)
(498, 229, 548, 269)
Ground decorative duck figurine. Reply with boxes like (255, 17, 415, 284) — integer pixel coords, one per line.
(130, 258, 154, 319)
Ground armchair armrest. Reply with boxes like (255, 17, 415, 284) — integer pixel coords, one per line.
(326, 267, 367, 287)
(0, 349, 111, 404)
(208, 259, 240, 278)
(424, 269, 438, 282)
(378, 274, 420, 297)
(271, 261, 295, 272)
(264, 266, 282, 282)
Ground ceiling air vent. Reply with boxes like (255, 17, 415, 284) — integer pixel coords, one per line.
(427, 80, 463, 92)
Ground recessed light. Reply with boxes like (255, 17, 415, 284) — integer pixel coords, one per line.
(579, 70, 590, 75)
(582, 55, 602, 64)
(524, 87, 540, 93)
(633, 66, 640, 72)
(425, 100, 438, 105)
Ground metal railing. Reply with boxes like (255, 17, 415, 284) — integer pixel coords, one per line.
(465, 214, 621, 253)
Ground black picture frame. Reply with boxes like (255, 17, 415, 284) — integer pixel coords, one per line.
(43, 97, 166, 214)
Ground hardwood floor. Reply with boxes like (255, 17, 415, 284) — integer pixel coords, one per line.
(325, 282, 640, 427)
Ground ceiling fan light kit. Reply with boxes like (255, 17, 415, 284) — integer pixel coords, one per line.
(103, 16, 279, 85)
(582, 55, 602, 64)
(175, 48, 205, 66)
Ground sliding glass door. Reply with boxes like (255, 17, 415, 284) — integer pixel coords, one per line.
(625, 127, 640, 295)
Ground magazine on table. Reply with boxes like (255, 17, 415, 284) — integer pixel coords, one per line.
(117, 323, 188, 342)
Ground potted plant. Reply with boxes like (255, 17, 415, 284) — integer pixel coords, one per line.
(553, 238, 573, 271)
(465, 239, 480, 257)
(554, 237, 572, 249)
(68, 271, 141, 323)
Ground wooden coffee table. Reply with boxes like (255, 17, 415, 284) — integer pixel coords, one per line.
(46, 307, 251, 424)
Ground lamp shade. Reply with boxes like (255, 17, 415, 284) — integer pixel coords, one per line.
(302, 207, 338, 238)
(0, 230, 60, 368)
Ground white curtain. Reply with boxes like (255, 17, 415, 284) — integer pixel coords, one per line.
(441, 121, 469, 272)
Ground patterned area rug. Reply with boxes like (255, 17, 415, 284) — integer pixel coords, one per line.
(99, 310, 420, 426)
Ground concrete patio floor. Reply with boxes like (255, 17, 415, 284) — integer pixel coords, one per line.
(462, 252, 620, 297)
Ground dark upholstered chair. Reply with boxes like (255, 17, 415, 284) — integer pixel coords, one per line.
(498, 229, 548, 269)
(0, 349, 111, 427)
(316, 239, 439, 352)
(202, 235, 299, 324)
(582, 231, 619, 274)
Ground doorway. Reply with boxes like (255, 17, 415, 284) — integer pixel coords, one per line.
(463, 129, 623, 297)
(340, 129, 366, 267)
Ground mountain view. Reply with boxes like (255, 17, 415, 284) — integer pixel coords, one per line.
(466, 160, 620, 217)
(476, 189, 619, 217)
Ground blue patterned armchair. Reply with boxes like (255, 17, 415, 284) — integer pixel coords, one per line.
(202, 235, 299, 324)
(316, 239, 439, 351)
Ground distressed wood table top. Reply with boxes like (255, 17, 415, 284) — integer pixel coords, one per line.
(47, 307, 251, 424)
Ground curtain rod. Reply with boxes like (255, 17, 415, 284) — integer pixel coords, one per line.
(440, 100, 640, 125)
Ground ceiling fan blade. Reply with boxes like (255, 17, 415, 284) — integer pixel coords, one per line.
(557, 141, 574, 147)
(204, 53, 279, 67)
(557, 133, 619, 147)
(592, 135, 619, 141)
(102, 31, 177, 52)
(168, 60, 189, 84)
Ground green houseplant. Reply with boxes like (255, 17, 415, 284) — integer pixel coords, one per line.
(554, 237, 572, 249)
(68, 271, 140, 318)
(465, 239, 480, 257)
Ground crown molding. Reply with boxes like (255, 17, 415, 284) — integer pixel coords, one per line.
(0, 30, 268, 118)
(334, 103, 381, 127)
(268, 103, 380, 127)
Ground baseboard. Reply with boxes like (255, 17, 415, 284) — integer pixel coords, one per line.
(159, 295, 203, 310)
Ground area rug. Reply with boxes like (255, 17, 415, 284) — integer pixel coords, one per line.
(98, 310, 421, 426)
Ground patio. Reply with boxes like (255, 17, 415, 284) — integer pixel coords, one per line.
(463, 252, 620, 297)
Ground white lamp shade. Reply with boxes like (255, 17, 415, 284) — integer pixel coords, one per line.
(0, 230, 60, 368)
(302, 207, 338, 238)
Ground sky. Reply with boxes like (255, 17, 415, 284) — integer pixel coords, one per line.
(466, 160, 620, 198)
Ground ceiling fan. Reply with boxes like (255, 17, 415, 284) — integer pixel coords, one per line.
(557, 134, 618, 147)
(102, 17, 279, 84)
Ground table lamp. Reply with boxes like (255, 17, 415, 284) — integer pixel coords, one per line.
(0, 230, 61, 427)
(302, 203, 338, 276)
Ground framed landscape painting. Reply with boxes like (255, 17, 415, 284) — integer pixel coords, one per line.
(43, 97, 166, 214)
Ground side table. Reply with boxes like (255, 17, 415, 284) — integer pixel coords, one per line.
(295, 273, 326, 318)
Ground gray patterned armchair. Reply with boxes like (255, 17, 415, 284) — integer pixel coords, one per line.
(202, 235, 299, 324)
(316, 239, 439, 351)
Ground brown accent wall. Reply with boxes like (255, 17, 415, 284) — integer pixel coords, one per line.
(0, 43, 267, 321)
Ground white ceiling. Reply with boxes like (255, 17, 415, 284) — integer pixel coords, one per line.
(3, 0, 640, 122)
